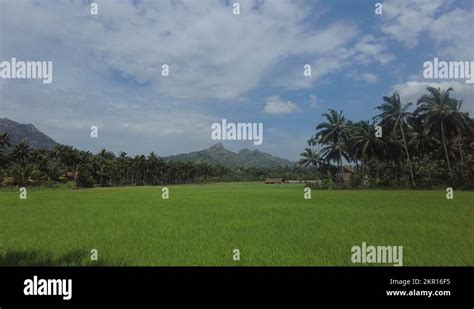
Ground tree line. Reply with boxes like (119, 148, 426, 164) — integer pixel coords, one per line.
(299, 87, 474, 189)
(0, 138, 315, 188)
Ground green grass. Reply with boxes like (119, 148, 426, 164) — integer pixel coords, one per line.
(0, 183, 472, 266)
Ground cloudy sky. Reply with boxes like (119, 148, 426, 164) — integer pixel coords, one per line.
(0, 0, 473, 160)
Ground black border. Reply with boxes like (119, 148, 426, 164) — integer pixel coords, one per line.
(0, 266, 472, 306)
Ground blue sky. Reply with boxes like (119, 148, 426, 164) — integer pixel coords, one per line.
(0, 0, 472, 160)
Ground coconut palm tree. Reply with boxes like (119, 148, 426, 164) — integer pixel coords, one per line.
(350, 120, 385, 172)
(0, 132, 12, 149)
(319, 141, 350, 173)
(416, 87, 467, 177)
(408, 117, 436, 158)
(0, 132, 11, 167)
(10, 164, 33, 186)
(299, 148, 322, 169)
(307, 134, 318, 153)
(316, 109, 348, 144)
(316, 109, 349, 180)
(54, 145, 87, 188)
(116, 151, 130, 185)
(147, 152, 160, 185)
(95, 149, 115, 187)
(452, 99, 472, 166)
(11, 140, 31, 165)
(45, 161, 64, 182)
(375, 91, 416, 186)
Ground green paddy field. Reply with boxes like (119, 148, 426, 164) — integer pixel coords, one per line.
(0, 183, 472, 266)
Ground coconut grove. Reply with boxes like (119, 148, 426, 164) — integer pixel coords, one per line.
(0, 86, 472, 266)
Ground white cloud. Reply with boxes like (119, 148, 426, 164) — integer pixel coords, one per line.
(390, 80, 474, 115)
(381, 0, 448, 47)
(360, 73, 378, 83)
(350, 72, 378, 83)
(428, 8, 474, 59)
(0, 0, 369, 101)
(381, 0, 473, 59)
(353, 35, 395, 64)
(0, 0, 400, 108)
(307, 95, 322, 108)
(276, 34, 393, 90)
(264, 96, 301, 114)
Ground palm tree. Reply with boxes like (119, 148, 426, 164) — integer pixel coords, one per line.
(416, 87, 466, 177)
(132, 155, 146, 185)
(350, 120, 385, 172)
(0, 132, 11, 167)
(11, 140, 31, 165)
(0, 132, 12, 149)
(408, 117, 435, 158)
(316, 109, 349, 180)
(54, 145, 87, 188)
(95, 149, 115, 187)
(316, 109, 348, 144)
(299, 148, 322, 169)
(452, 100, 471, 166)
(147, 152, 160, 185)
(307, 134, 318, 153)
(375, 91, 416, 186)
(45, 161, 64, 181)
(319, 142, 350, 173)
(117, 151, 129, 185)
(10, 164, 33, 186)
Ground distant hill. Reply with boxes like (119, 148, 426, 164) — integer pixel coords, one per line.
(0, 118, 293, 168)
(165, 142, 294, 168)
(0, 118, 58, 150)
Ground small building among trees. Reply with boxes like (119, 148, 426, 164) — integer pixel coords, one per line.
(342, 166, 353, 183)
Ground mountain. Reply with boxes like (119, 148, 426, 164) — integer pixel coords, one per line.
(0, 118, 58, 150)
(165, 142, 294, 168)
(0, 119, 292, 168)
